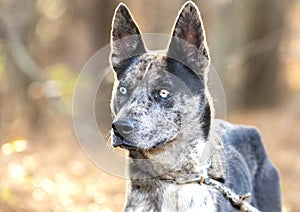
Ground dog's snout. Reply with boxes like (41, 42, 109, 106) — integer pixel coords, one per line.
(112, 118, 136, 138)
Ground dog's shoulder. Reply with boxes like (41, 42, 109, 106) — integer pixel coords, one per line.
(213, 119, 278, 180)
(213, 119, 271, 173)
(214, 120, 263, 154)
(213, 119, 281, 211)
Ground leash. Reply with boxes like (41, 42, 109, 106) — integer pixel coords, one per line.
(165, 158, 261, 211)
(198, 176, 261, 212)
(162, 148, 261, 211)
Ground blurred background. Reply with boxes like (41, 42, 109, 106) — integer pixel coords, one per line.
(0, 0, 299, 211)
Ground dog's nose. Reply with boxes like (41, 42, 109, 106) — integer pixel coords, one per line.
(112, 118, 136, 138)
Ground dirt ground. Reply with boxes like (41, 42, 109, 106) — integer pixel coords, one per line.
(0, 107, 299, 212)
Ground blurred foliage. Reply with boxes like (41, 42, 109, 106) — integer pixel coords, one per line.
(0, 45, 4, 80)
(46, 64, 77, 114)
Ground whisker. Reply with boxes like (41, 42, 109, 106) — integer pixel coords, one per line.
(105, 129, 112, 139)
(103, 129, 114, 151)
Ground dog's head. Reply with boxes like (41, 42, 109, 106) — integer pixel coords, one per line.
(110, 2, 212, 151)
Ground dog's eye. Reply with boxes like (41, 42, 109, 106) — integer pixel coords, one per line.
(119, 86, 127, 95)
(158, 89, 170, 99)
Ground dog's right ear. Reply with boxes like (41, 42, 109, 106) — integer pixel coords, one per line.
(110, 3, 146, 73)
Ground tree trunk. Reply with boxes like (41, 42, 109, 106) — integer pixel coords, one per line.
(241, 0, 286, 108)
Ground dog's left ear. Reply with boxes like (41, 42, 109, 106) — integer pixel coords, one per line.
(167, 1, 210, 76)
(110, 3, 146, 71)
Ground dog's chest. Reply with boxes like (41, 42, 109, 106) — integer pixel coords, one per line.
(161, 183, 218, 212)
(126, 182, 218, 212)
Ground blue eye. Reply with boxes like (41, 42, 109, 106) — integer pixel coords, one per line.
(158, 89, 170, 99)
(119, 86, 127, 95)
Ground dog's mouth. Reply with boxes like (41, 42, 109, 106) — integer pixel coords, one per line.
(112, 131, 178, 151)
(111, 133, 139, 150)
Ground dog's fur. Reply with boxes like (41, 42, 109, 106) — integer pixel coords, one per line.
(109, 2, 281, 211)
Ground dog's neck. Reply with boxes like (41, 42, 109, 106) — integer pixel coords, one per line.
(128, 137, 211, 183)
(124, 125, 226, 211)
(127, 125, 226, 183)
(125, 137, 223, 212)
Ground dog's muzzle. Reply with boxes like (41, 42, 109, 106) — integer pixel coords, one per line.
(112, 118, 136, 148)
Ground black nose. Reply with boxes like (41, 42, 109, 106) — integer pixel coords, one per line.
(112, 118, 136, 138)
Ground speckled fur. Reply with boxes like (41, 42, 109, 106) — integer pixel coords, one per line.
(109, 2, 281, 212)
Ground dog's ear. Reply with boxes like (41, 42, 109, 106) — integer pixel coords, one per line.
(167, 1, 210, 76)
(110, 3, 146, 71)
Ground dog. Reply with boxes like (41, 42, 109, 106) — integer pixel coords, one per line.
(109, 1, 281, 211)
